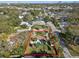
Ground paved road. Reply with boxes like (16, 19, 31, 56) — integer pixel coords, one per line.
(60, 40, 72, 58)
(47, 21, 72, 58)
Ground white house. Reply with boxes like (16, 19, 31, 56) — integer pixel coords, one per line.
(19, 15, 24, 19)
(20, 21, 30, 26)
(30, 40, 41, 44)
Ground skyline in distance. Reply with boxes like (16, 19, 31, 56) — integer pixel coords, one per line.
(0, 1, 79, 3)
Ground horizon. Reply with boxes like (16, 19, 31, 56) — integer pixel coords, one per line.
(0, 1, 79, 3)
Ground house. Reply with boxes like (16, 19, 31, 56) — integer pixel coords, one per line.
(32, 21, 45, 25)
(48, 6, 52, 10)
(20, 21, 31, 26)
(60, 16, 68, 22)
(60, 22, 69, 33)
(19, 21, 32, 32)
(17, 29, 29, 33)
(22, 12, 27, 15)
(60, 22, 69, 28)
(22, 12, 30, 15)
(30, 39, 41, 44)
(67, 6, 72, 10)
(19, 15, 24, 19)
(34, 8, 42, 10)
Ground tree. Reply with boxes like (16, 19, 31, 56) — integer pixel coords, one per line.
(43, 16, 51, 22)
(23, 14, 34, 21)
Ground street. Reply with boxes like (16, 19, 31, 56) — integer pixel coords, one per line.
(47, 21, 72, 58)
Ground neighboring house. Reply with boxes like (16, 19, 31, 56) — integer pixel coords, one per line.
(60, 16, 68, 22)
(48, 6, 52, 9)
(19, 21, 32, 32)
(20, 21, 31, 26)
(32, 21, 45, 25)
(67, 6, 72, 10)
(48, 12, 52, 15)
(34, 8, 42, 10)
(22, 12, 27, 15)
(19, 15, 24, 19)
(30, 39, 41, 44)
(60, 22, 69, 28)
(60, 22, 69, 33)
(22, 12, 30, 16)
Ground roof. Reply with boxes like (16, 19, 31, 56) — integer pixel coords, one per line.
(32, 29, 48, 32)
(20, 21, 31, 26)
(32, 21, 45, 25)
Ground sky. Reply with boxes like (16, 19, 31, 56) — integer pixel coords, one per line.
(0, 0, 79, 1)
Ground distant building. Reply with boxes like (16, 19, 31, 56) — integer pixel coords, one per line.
(48, 6, 52, 9)
(48, 12, 52, 15)
(67, 6, 72, 10)
(60, 16, 68, 22)
(60, 22, 69, 28)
